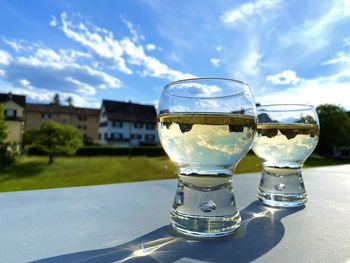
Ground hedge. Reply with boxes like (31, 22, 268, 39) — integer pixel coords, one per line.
(27, 146, 166, 157)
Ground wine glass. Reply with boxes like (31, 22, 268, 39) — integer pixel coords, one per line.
(252, 104, 320, 207)
(157, 78, 256, 237)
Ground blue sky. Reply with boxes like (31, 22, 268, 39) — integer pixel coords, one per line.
(0, 0, 350, 109)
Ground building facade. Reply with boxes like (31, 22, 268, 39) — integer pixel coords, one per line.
(99, 100, 158, 146)
(25, 104, 100, 143)
(0, 93, 26, 144)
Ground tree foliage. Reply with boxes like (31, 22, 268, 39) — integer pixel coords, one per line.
(53, 93, 61, 105)
(316, 104, 350, 154)
(0, 104, 17, 170)
(0, 104, 7, 143)
(66, 96, 74, 107)
(24, 121, 83, 164)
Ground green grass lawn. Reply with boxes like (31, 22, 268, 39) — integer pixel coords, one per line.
(0, 154, 349, 192)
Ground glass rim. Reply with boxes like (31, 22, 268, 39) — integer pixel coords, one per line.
(257, 104, 315, 112)
(164, 77, 249, 99)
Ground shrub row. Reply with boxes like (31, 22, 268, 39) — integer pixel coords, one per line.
(76, 146, 166, 156)
(27, 146, 166, 157)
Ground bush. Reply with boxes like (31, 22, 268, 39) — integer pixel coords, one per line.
(0, 145, 16, 170)
(316, 104, 350, 155)
(27, 146, 166, 157)
(76, 146, 166, 157)
(26, 146, 47, 156)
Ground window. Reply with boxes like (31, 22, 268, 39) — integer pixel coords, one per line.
(78, 125, 87, 130)
(111, 133, 123, 139)
(78, 115, 87, 121)
(145, 134, 155, 141)
(42, 113, 51, 119)
(341, 149, 350, 156)
(99, 121, 108, 127)
(146, 123, 155, 130)
(112, 121, 123, 128)
(62, 119, 68, 124)
(134, 122, 143, 129)
(131, 134, 142, 139)
(4, 109, 17, 118)
(98, 133, 101, 140)
(104, 133, 108, 140)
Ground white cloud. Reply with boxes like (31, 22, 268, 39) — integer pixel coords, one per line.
(238, 42, 262, 77)
(321, 51, 350, 65)
(6, 85, 95, 107)
(216, 46, 222, 52)
(346, 0, 350, 15)
(343, 36, 350, 47)
(178, 83, 222, 97)
(65, 77, 96, 95)
(210, 58, 220, 67)
(59, 13, 194, 81)
(0, 69, 6, 77)
(257, 69, 350, 109)
(221, 0, 280, 25)
(0, 49, 12, 65)
(266, 70, 301, 85)
(19, 79, 30, 86)
(166, 52, 182, 63)
(122, 19, 144, 42)
(146, 44, 156, 50)
(120, 37, 195, 80)
(0, 44, 122, 106)
(16, 47, 121, 88)
(3, 38, 27, 52)
(50, 16, 57, 27)
(60, 12, 132, 74)
(279, 3, 348, 54)
(151, 100, 159, 109)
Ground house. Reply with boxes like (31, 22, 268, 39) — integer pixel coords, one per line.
(99, 100, 158, 146)
(0, 93, 26, 144)
(25, 103, 100, 143)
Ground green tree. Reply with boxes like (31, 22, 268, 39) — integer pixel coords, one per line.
(53, 93, 61, 105)
(24, 121, 83, 164)
(0, 104, 16, 170)
(316, 104, 350, 155)
(0, 104, 7, 142)
(66, 96, 74, 107)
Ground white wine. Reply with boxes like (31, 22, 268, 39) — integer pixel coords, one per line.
(253, 123, 319, 168)
(157, 113, 256, 175)
(158, 113, 256, 235)
(253, 123, 319, 207)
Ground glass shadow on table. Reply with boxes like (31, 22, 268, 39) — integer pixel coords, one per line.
(32, 201, 303, 263)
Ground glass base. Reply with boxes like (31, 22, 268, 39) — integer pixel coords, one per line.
(170, 174, 241, 237)
(170, 210, 241, 237)
(257, 189, 307, 207)
(257, 167, 308, 208)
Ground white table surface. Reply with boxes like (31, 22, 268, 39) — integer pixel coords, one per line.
(1, 165, 350, 263)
